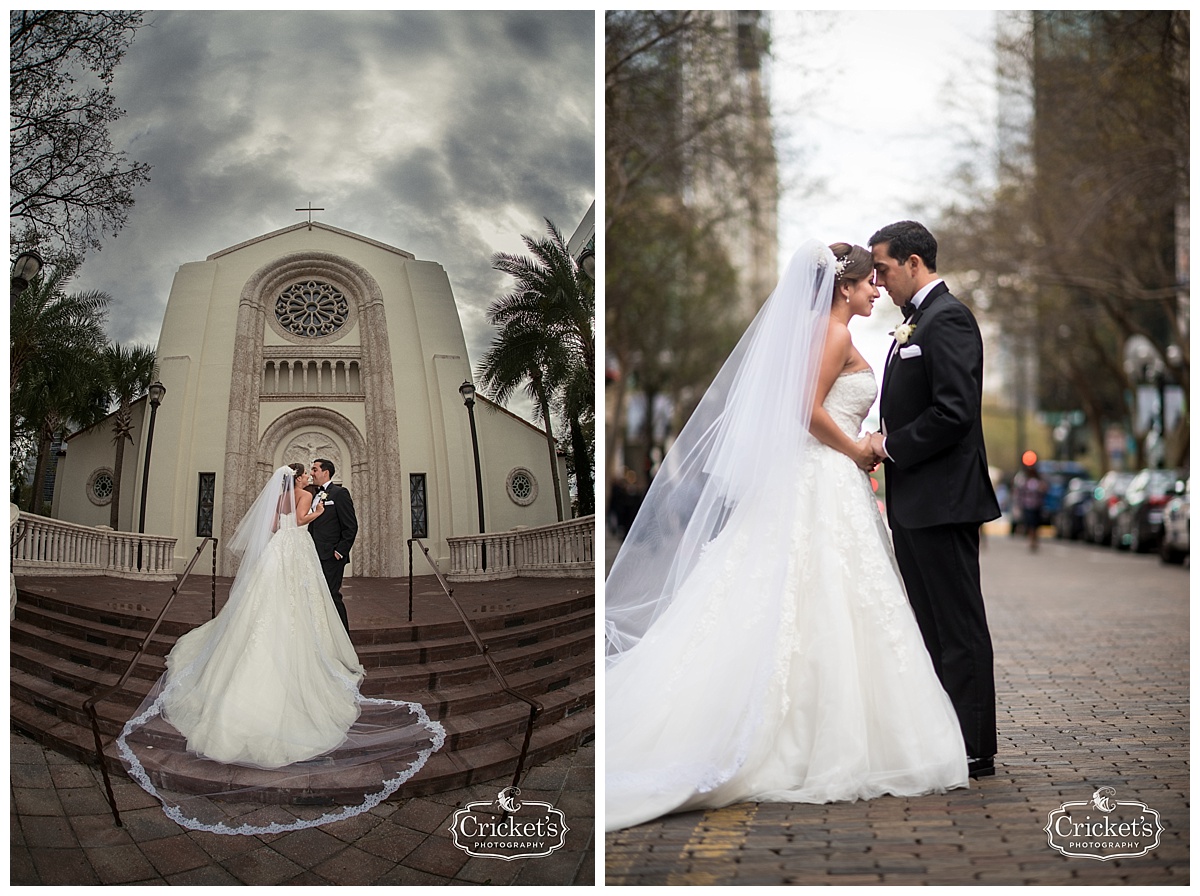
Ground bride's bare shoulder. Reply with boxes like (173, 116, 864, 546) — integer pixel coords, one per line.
(823, 317, 852, 348)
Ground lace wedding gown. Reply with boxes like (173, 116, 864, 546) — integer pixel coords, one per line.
(606, 369, 968, 832)
(159, 511, 365, 767)
(118, 510, 445, 834)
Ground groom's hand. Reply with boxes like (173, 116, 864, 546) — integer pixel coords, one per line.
(854, 436, 880, 473)
(868, 432, 888, 462)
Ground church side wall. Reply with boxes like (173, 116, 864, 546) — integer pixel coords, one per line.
(55, 402, 148, 530)
(430, 353, 477, 570)
(140, 260, 232, 566)
(404, 262, 477, 569)
(474, 404, 571, 530)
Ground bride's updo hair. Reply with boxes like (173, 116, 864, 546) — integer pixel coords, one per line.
(287, 462, 305, 480)
(828, 242, 873, 290)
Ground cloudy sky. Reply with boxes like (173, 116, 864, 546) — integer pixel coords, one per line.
(69, 10, 594, 403)
(770, 10, 998, 422)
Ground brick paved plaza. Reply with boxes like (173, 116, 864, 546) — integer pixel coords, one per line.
(11, 733, 594, 885)
(604, 531, 1189, 885)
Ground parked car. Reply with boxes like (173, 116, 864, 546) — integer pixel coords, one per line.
(1112, 467, 1180, 553)
(1160, 475, 1189, 564)
(1038, 461, 1091, 526)
(1054, 477, 1096, 540)
(1084, 471, 1135, 545)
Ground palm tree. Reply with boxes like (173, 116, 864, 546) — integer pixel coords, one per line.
(10, 264, 110, 513)
(478, 220, 595, 519)
(10, 261, 108, 388)
(478, 323, 566, 520)
(100, 344, 158, 529)
(557, 353, 595, 515)
(14, 352, 110, 514)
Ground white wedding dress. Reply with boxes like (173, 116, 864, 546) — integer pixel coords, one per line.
(118, 495, 445, 835)
(606, 369, 968, 831)
(160, 511, 364, 767)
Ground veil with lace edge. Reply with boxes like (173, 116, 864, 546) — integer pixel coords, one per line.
(116, 465, 446, 835)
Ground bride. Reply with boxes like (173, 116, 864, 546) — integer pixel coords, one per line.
(605, 241, 968, 832)
(118, 463, 445, 834)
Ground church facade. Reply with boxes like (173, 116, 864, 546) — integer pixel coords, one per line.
(55, 222, 570, 576)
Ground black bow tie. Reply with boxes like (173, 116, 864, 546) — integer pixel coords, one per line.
(901, 301, 916, 320)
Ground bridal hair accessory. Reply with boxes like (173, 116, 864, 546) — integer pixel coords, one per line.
(834, 256, 850, 278)
(890, 322, 916, 345)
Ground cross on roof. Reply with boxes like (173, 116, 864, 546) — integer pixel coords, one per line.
(295, 202, 324, 229)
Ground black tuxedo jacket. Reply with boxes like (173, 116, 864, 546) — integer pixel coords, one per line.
(880, 282, 1001, 530)
(306, 482, 358, 561)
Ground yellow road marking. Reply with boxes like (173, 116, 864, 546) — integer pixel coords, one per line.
(666, 802, 759, 885)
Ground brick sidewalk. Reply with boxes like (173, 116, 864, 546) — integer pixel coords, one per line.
(11, 734, 594, 885)
(604, 533, 1189, 884)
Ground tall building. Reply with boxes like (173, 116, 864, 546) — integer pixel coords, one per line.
(681, 10, 778, 316)
(605, 11, 778, 489)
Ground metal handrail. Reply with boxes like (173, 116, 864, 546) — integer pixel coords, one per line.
(83, 538, 219, 827)
(408, 538, 543, 787)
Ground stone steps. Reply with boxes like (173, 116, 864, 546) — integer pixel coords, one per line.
(12, 604, 594, 688)
(10, 577, 595, 804)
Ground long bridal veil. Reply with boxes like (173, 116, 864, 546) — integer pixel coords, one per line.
(117, 466, 445, 835)
(222, 463, 300, 572)
(605, 241, 840, 821)
(606, 240, 836, 658)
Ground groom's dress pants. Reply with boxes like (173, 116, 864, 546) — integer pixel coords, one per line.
(892, 522, 997, 761)
(322, 557, 350, 634)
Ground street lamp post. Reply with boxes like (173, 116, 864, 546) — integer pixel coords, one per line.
(1151, 365, 1167, 468)
(1123, 335, 1171, 469)
(459, 381, 486, 570)
(10, 250, 43, 304)
(577, 246, 595, 281)
(136, 382, 167, 569)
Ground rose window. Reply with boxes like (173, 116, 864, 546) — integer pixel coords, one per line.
(275, 280, 349, 338)
(511, 473, 533, 500)
(87, 468, 115, 506)
(506, 468, 538, 506)
(92, 472, 114, 500)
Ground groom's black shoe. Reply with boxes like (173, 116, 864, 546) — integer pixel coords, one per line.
(968, 757, 995, 779)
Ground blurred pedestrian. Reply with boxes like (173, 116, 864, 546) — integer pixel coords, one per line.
(1018, 465, 1048, 552)
(608, 468, 641, 538)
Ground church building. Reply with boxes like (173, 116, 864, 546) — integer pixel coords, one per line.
(54, 222, 570, 577)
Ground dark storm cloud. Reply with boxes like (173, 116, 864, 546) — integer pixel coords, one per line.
(69, 10, 594, 383)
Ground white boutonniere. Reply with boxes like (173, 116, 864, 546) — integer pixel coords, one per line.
(314, 489, 328, 506)
(890, 322, 916, 345)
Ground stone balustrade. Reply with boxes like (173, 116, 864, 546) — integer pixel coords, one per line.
(10, 504, 18, 620)
(262, 357, 363, 397)
(447, 515, 595, 582)
(11, 512, 178, 582)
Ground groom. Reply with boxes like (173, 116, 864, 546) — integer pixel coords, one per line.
(867, 221, 1001, 779)
(308, 458, 358, 634)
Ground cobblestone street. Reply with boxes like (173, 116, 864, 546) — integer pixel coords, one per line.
(604, 530, 1189, 885)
